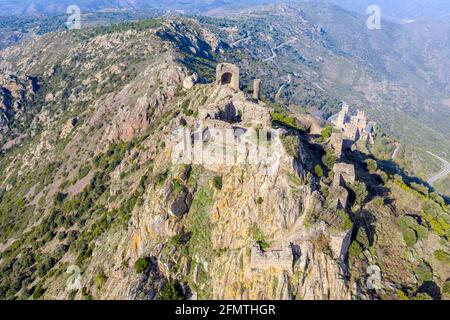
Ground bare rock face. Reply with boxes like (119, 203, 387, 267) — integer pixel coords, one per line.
(0, 73, 39, 145)
(183, 74, 198, 90)
(169, 189, 193, 217)
(91, 60, 188, 145)
(60, 118, 78, 139)
(295, 240, 351, 300)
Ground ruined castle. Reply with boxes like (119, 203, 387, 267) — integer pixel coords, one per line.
(173, 63, 285, 174)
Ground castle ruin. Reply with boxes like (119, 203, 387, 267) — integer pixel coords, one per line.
(329, 132, 344, 159)
(173, 63, 282, 174)
(216, 63, 240, 90)
(332, 162, 356, 188)
(250, 242, 293, 271)
(253, 79, 261, 100)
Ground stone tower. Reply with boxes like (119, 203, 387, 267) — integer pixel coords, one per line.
(336, 102, 349, 129)
(253, 79, 261, 100)
(216, 63, 240, 91)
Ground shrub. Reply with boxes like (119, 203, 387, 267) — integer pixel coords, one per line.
(365, 159, 378, 173)
(433, 250, 450, 265)
(158, 280, 184, 300)
(281, 135, 300, 158)
(134, 257, 150, 273)
(321, 152, 337, 170)
(68, 289, 78, 300)
(169, 234, 184, 246)
(32, 284, 45, 300)
(394, 174, 403, 183)
(53, 192, 67, 205)
(251, 223, 270, 251)
(348, 241, 362, 259)
(314, 164, 324, 177)
(256, 197, 264, 205)
(270, 111, 300, 130)
(430, 192, 445, 207)
(94, 269, 107, 289)
(415, 261, 433, 283)
(443, 281, 450, 295)
(332, 210, 353, 232)
(77, 165, 91, 180)
(396, 290, 408, 300)
(403, 228, 418, 247)
(172, 179, 184, 197)
(379, 171, 389, 184)
(356, 227, 370, 249)
(81, 287, 93, 300)
(397, 216, 428, 244)
(321, 126, 332, 140)
(212, 176, 223, 190)
(411, 183, 429, 196)
(420, 209, 450, 237)
(413, 292, 433, 300)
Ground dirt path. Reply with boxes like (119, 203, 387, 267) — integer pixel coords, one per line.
(263, 37, 299, 62)
(231, 36, 250, 47)
(427, 151, 450, 186)
(392, 143, 400, 160)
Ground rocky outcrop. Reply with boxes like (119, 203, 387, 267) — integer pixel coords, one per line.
(0, 73, 38, 146)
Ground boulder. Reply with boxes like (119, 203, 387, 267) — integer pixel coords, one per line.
(182, 73, 198, 90)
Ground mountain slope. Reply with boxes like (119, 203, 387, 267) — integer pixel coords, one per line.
(0, 17, 449, 301)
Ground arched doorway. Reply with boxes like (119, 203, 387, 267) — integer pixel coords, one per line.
(220, 72, 233, 85)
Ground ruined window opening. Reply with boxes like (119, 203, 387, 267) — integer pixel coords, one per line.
(220, 72, 233, 85)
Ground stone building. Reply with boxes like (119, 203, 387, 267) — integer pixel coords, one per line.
(328, 186, 349, 211)
(332, 163, 356, 188)
(332, 102, 373, 146)
(253, 79, 261, 100)
(216, 63, 240, 90)
(329, 132, 344, 159)
(250, 242, 293, 271)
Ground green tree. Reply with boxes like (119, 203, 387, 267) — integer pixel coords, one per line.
(349, 181, 368, 208)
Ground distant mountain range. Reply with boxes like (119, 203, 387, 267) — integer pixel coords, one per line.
(1, 0, 449, 23)
(328, 0, 450, 22)
(0, 0, 272, 15)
